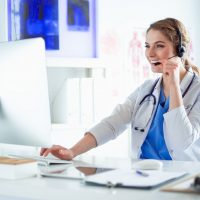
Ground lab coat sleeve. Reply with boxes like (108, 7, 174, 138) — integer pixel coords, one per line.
(88, 89, 139, 146)
(163, 95, 200, 153)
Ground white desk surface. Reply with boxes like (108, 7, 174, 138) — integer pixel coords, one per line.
(0, 156, 200, 200)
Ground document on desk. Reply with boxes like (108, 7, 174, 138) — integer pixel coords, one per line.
(162, 173, 200, 194)
(84, 169, 187, 189)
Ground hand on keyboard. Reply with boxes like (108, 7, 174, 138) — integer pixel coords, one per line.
(40, 145, 74, 161)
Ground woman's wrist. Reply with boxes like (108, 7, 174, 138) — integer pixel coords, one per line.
(69, 147, 76, 159)
(68, 133, 97, 159)
(169, 84, 183, 110)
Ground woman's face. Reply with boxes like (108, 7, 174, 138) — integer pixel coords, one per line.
(145, 29, 176, 73)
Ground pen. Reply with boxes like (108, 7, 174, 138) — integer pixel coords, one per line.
(136, 170, 149, 177)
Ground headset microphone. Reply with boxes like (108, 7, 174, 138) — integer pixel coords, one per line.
(154, 55, 176, 66)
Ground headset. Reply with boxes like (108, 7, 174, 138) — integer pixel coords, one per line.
(175, 26, 186, 58)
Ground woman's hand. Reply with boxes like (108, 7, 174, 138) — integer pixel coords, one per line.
(162, 57, 182, 86)
(161, 56, 185, 110)
(40, 133, 97, 161)
(40, 145, 75, 160)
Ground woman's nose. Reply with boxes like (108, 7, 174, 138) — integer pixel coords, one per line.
(147, 47, 156, 57)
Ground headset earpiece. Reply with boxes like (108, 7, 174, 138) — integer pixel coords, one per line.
(176, 28, 185, 58)
(177, 45, 185, 58)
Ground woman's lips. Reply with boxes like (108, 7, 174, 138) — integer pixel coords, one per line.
(151, 61, 161, 66)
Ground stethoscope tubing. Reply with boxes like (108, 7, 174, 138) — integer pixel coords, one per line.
(139, 72, 196, 105)
(135, 72, 196, 132)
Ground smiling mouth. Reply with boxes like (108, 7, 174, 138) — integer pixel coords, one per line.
(151, 61, 161, 66)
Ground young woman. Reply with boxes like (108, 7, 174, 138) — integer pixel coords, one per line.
(41, 18, 200, 161)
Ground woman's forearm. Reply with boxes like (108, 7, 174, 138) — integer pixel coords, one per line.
(169, 84, 183, 110)
(70, 132, 97, 157)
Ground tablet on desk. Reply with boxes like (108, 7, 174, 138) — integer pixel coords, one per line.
(39, 165, 114, 180)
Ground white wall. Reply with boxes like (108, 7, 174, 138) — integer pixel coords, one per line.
(97, 0, 200, 66)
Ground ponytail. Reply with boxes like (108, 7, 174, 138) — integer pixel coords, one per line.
(185, 59, 200, 75)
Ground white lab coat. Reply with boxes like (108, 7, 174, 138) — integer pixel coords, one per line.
(89, 68, 200, 161)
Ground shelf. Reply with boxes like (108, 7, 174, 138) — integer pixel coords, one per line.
(46, 57, 104, 69)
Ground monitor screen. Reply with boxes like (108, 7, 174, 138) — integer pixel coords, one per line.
(0, 38, 52, 147)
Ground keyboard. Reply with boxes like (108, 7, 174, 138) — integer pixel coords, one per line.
(8, 154, 73, 165)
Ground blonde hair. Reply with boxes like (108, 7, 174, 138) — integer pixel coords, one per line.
(146, 18, 200, 75)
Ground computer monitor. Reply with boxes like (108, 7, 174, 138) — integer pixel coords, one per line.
(0, 38, 52, 147)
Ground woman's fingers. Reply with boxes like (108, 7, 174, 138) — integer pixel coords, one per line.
(40, 145, 64, 157)
(40, 145, 74, 160)
(162, 59, 178, 76)
(40, 148, 47, 156)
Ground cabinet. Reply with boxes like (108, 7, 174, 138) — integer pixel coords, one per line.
(46, 58, 105, 126)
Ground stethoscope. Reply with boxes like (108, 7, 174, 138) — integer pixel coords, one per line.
(134, 71, 196, 133)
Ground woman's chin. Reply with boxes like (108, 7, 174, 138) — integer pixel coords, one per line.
(151, 65, 163, 73)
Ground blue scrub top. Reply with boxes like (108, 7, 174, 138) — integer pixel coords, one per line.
(140, 87, 172, 160)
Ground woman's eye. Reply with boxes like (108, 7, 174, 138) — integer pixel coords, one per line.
(144, 44, 165, 49)
(156, 44, 165, 48)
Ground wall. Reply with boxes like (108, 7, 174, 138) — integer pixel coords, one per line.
(97, 0, 200, 65)
(47, 0, 96, 58)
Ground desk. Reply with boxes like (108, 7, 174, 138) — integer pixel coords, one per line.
(0, 156, 199, 200)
